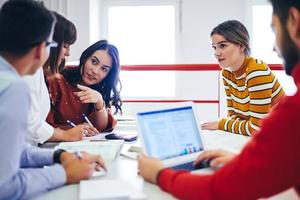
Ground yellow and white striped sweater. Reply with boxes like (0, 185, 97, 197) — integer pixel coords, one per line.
(218, 57, 285, 136)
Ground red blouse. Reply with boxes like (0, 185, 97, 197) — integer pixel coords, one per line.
(46, 74, 117, 132)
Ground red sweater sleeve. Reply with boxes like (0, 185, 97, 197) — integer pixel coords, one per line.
(158, 95, 300, 200)
(88, 108, 117, 132)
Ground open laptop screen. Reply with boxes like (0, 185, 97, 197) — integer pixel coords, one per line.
(137, 106, 204, 160)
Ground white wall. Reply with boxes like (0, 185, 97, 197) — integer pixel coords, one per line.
(66, 0, 91, 61)
(0, 0, 270, 63)
(178, 0, 246, 63)
(42, 0, 252, 63)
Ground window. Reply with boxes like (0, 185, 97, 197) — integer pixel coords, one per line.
(252, 4, 296, 95)
(252, 5, 281, 64)
(120, 71, 175, 98)
(101, 1, 179, 98)
(108, 5, 176, 65)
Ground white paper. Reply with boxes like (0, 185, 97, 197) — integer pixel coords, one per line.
(83, 133, 109, 141)
(91, 170, 106, 178)
(79, 179, 146, 200)
(55, 140, 124, 160)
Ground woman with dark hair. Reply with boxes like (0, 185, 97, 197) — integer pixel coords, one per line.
(43, 11, 77, 75)
(46, 40, 122, 135)
(201, 20, 285, 136)
(24, 12, 84, 145)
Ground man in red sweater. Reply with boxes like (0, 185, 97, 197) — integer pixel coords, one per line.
(137, 1, 300, 199)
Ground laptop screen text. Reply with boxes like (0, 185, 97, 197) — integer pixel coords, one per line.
(137, 106, 204, 160)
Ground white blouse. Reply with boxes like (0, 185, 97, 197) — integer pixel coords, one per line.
(23, 68, 53, 145)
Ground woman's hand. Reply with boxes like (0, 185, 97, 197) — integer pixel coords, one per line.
(74, 84, 103, 106)
(63, 124, 98, 140)
(201, 121, 219, 130)
(194, 149, 236, 168)
(137, 154, 164, 184)
(63, 125, 85, 141)
(79, 122, 99, 136)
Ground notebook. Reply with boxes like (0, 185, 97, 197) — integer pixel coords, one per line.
(55, 140, 124, 161)
(136, 103, 206, 171)
(79, 179, 146, 200)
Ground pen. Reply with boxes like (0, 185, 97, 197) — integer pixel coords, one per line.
(66, 120, 76, 127)
(75, 151, 107, 172)
(74, 151, 82, 159)
(82, 113, 94, 127)
(90, 139, 109, 142)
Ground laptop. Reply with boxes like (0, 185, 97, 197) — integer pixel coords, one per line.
(136, 103, 208, 171)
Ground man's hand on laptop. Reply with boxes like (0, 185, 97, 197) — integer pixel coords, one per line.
(137, 154, 164, 184)
(194, 150, 236, 168)
(201, 121, 219, 130)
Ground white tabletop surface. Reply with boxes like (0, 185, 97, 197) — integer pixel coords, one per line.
(34, 129, 250, 200)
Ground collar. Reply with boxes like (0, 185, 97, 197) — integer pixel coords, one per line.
(0, 55, 20, 77)
(233, 56, 250, 77)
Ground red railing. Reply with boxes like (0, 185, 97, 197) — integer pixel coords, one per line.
(119, 64, 284, 117)
(68, 64, 283, 71)
(120, 64, 284, 71)
(66, 64, 284, 117)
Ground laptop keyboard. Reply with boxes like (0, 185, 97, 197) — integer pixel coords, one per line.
(172, 161, 195, 171)
(172, 161, 210, 171)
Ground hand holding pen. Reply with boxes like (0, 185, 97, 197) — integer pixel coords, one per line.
(81, 113, 99, 136)
(66, 120, 88, 137)
(75, 151, 107, 171)
(66, 116, 99, 137)
(60, 150, 106, 184)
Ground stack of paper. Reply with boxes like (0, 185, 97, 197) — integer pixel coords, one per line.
(55, 140, 124, 160)
(79, 179, 146, 200)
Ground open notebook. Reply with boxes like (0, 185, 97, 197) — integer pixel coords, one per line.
(79, 179, 146, 200)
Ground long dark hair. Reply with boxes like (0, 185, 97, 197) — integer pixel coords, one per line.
(62, 40, 122, 114)
(43, 11, 76, 75)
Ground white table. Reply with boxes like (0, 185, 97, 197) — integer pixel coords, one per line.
(35, 130, 250, 200)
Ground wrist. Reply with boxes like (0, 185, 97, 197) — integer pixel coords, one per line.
(156, 168, 166, 184)
(50, 128, 69, 142)
(59, 151, 73, 164)
(95, 101, 106, 112)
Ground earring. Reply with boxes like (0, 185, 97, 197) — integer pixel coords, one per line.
(80, 66, 83, 75)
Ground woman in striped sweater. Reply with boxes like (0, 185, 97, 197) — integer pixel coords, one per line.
(201, 20, 285, 136)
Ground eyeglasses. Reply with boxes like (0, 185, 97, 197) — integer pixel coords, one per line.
(46, 41, 58, 48)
